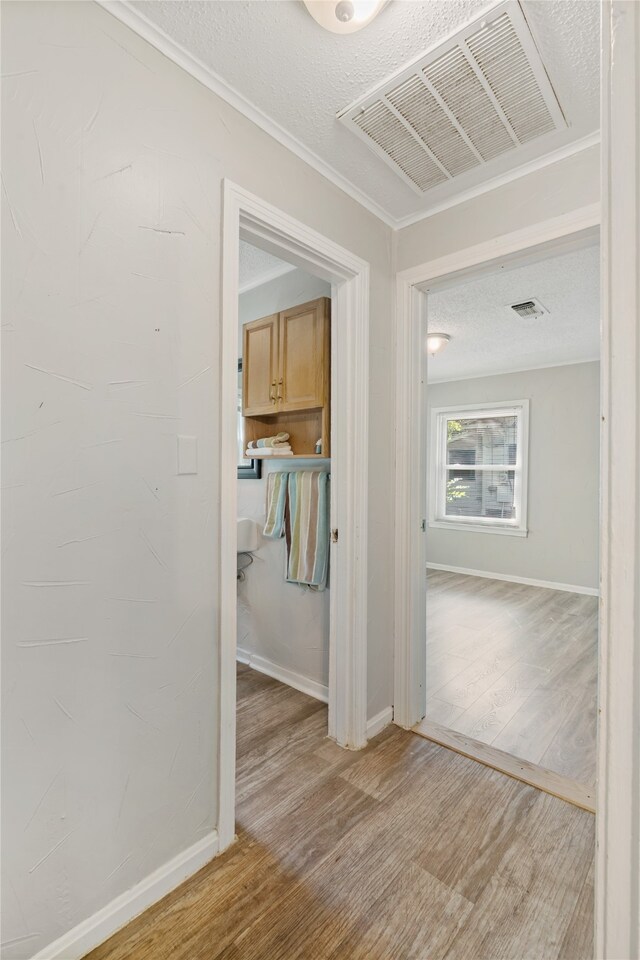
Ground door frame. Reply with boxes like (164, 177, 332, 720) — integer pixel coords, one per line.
(218, 180, 370, 850)
(596, 4, 640, 958)
(393, 201, 600, 730)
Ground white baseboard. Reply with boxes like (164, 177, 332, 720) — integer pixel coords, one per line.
(366, 706, 393, 739)
(31, 830, 219, 960)
(237, 648, 329, 703)
(426, 562, 600, 597)
(238, 650, 392, 738)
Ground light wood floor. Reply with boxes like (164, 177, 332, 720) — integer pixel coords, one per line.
(86, 664, 595, 960)
(425, 569, 598, 788)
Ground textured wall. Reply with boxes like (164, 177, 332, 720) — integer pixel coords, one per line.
(426, 363, 600, 589)
(0, 3, 394, 956)
(238, 271, 332, 688)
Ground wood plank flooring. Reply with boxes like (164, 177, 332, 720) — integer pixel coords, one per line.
(413, 718, 596, 811)
(426, 570, 598, 788)
(85, 664, 595, 960)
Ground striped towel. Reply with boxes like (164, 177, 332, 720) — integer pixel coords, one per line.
(248, 432, 290, 449)
(284, 472, 330, 590)
(263, 472, 289, 538)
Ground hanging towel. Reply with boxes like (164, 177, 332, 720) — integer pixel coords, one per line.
(263, 471, 289, 538)
(284, 471, 330, 590)
(248, 432, 290, 449)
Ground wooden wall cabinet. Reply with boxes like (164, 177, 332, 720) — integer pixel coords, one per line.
(242, 297, 330, 458)
(242, 313, 279, 416)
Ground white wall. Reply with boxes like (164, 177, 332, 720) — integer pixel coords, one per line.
(238, 459, 331, 689)
(237, 269, 332, 689)
(426, 362, 600, 589)
(396, 145, 600, 271)
(1, 3, 394, 956)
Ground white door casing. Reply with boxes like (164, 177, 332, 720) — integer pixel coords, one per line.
(596, 4, 640, 958)
(393, 203, 600, 732)
(219, 181, 370, 850)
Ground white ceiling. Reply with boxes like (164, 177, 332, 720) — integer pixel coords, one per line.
(239, 240, 295, 292)
(126, 0, 599, 225)
(426, 241, 600, 382)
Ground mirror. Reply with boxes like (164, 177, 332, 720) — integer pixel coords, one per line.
(237, 360, 261, 479)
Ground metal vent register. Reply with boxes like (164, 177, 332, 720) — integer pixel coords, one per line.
(339, 1, 566, 195)
(510, 298, 548, 319)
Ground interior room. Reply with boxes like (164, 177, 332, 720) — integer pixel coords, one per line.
(235, 241, 333, 798)
(416, 239, 600, 797)
(2, 1, 639, 960)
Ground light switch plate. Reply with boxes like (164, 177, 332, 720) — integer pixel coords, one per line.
(177, 435, 197, 475)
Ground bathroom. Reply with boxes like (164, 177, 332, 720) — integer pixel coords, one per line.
(236, 241, 333, 714)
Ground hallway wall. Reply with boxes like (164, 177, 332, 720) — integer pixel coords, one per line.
(1, 3, 394, 956)
(396, 144, 599, 270)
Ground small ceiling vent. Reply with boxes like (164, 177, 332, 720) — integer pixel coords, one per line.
(509, 298, 548, 319)
(338, 1, 566, 195)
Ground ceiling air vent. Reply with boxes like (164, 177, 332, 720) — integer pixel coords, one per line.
(338, 0, 566, 195)
(509, 298, 548, 319)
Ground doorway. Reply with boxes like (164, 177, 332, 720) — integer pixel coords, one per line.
(393, 208, 601, 799)
(218, 181, 371, 850)
(416, 237, 599, 810)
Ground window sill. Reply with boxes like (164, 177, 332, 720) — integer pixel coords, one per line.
(428, 520, 528, 538)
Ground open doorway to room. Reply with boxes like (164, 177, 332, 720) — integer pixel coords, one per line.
(234, 240, 333, 812)
(218, 182, 371, 851)
(415, 234, 600, 808)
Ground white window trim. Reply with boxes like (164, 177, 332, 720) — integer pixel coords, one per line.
(428, 399, 529, 537)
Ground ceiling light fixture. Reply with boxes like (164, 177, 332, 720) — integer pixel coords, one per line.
(426, 333, 451, 355)
(303, 1, 386, 35)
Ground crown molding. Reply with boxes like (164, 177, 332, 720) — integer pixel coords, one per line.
(94, 0, 396, 228)
(95, 0, 600, 234)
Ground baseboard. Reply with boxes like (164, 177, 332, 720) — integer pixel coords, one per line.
(238, 651, 390, 737)
(426, 562, 599, 597)
(31, 830, 219, 960)
(237, 649, 328, 703)
(366, 706, 393, 739)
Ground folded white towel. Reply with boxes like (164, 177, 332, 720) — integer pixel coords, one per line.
(247, 444, 291, 452)
(246, 447, 293, 458)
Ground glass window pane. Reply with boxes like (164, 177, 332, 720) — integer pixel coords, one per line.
(445, 468, 516, 520)
(446, 415, 517, 467)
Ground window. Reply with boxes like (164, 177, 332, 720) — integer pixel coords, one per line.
(429, 400, 529, 536)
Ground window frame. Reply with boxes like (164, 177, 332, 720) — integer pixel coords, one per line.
(428, 399, 529, 537)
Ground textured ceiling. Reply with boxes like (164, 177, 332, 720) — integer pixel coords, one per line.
(239, 240, 295, 291)
(128, 0, 599, 223)
(426, 242, 600, 382)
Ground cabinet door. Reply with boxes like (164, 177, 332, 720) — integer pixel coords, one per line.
(278, 298, 329, 412)
(243, 314, 278, 416)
